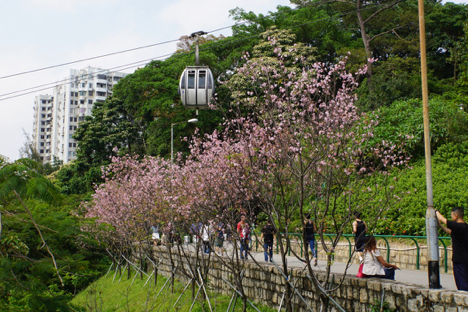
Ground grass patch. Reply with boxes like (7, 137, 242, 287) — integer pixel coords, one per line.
(70, 270, 275, 311)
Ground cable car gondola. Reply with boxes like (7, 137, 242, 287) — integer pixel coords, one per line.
(178, 66, 214, 110)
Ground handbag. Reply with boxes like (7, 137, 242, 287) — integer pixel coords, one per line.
(356, 262, 366, 278)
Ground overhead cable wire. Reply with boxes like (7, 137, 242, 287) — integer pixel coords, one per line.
(0, 0, 388, 82)
(0, 39, 181, 81)
(0, 2, 396, 102)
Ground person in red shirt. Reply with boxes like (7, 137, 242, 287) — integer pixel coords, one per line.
(237, 214, 250, 260)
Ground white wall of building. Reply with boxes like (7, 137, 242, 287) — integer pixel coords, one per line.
(37, 67, 127, 164)
(32, 94, 54, 163)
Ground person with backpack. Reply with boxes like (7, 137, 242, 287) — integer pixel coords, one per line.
(352, 211, 367, 263)
(261, 219, 276, 262)
(303, 213, 318, 266)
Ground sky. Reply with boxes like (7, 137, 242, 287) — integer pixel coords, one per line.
(0, 0, 466, 161)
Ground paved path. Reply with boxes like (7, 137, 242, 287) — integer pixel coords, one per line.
(243, 247, 457, 291)
(187, 241, 457, 291)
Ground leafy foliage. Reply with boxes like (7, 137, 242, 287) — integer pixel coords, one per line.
(368, 98, 468, 159)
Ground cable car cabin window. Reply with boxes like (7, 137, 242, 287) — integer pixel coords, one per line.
(188, 72, 195, 89)
(207, 74, 213, 89)
(181, 74, 186, 89)
(198, 71, 206, 89)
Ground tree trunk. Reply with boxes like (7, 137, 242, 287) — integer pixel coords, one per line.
(356, 0, 374, 88)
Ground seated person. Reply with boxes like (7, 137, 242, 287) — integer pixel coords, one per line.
(362, 236, 399, 280)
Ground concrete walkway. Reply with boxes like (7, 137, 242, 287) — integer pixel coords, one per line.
(244, 247, 458, 291)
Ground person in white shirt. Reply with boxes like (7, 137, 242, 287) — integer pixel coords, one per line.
(362, 236, 399, 280)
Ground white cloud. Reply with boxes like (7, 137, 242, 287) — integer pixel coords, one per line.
(158, 0, 290, 37)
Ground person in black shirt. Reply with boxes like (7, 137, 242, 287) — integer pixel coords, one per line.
(261, 220, 276, 262)
(436, 207, 468, 291)
(303, 213, 318, 266)
(352, 212, 367, 263)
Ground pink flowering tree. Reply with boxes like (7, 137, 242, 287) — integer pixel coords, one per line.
(210, 35, 409, 310)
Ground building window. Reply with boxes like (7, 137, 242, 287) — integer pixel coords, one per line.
(40, 142, 44, 146)
(42, 100, 46, 104)
(41, 107, 46, 111)
(79, 91, 86, 96)
(88, 91, 94, 96)
(70, 100, 74, 104)
(113, 76, 120, 81)
(88, 100, 93, 104)
(97, 74, 107, 80)
(81, 83, 85, 88)
(69, 143, 72, 147)
(41, 128, 45, 132)
(41, 114, 45, 118)
(40, 135, 44, 139)
(97, 92, 106, 96)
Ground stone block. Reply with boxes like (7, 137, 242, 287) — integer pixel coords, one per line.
(407, 298, 417, 311)
(441, 291, 455, 304)
(367, 280, 381, 292)
(433, 305, 445, 312)
(359, 288, 368, 303)
(454, 293, 468, 306)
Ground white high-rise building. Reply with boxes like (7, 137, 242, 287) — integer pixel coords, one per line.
(33, 67, 127, 164)
(32, 95, 54, 162)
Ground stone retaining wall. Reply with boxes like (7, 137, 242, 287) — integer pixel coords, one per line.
(150, 246, 467, 311)
(251, 236, 453, 274)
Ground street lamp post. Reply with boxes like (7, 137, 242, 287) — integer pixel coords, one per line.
(418, 0, 440, 289)
(171, 118, 198, 162)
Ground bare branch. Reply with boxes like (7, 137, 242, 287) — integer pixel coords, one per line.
(363, 0, 406, 24)
(14, 190, 64, 286)
(369, 24, 410, 42)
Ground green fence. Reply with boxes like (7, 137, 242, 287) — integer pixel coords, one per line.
(253, 233, 452, 273)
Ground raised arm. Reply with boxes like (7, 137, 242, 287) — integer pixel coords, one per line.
(435, 210, 447, 225)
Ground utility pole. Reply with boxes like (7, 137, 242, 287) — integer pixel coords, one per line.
(418, 0, 441, 289)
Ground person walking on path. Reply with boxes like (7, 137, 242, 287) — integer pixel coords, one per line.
(352, 212, 367, 263)
(436, 207, 468, 291)
(261, 219, 276, 262)
(237, 214, 251, 260)
(214, 223, 226, 256)
(362, 236, 399, 280)
(201, 223, 211, 254)
(303, 213, 318, 266)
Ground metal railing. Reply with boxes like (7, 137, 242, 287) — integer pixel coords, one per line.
(253, 233, 452, 273)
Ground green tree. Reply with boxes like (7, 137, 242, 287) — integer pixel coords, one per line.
(0, 159, 106, 310)
(369, 97, 468, 158)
